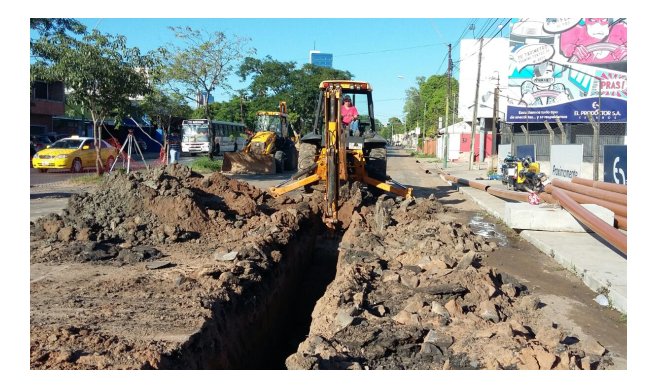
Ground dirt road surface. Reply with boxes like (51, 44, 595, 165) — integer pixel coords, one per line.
(27, 148, 626, 377)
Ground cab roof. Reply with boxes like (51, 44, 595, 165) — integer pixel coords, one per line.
(319, 80, 372, 91)
(256, 111, 286, 117)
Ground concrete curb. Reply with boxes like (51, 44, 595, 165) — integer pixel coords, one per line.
(437, 168, 627, 315)
(520, 231, 627, 314)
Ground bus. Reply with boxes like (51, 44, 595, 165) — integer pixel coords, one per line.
(180, 119, 247, 155)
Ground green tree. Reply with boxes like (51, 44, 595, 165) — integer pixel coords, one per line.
(381, 116, 404, 141)
(157, 26, 253, 159)
(238, 57, 296, 130)
(188, 97, 245, 123)
(288, 64, 353, 134)
(239, 58, 352, 134)
(141, 89, 192, 151)
(31, 29, 153, 175)
(403, 75, 459, 139)
(238, 56, 295, 99)
(403, 80, 424, 135)
(30, 18, 86, 38)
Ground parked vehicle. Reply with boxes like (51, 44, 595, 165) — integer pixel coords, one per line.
(30, 141, 37, 165)
(136, 138, 148, 152)
(30, 135, 54, 152)
(31, 136, 119, 173)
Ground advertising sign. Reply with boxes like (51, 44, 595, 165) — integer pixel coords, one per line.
(550, 144, 583, 180)
(507, 18, 627, 123)
(603, 145, 627, 185)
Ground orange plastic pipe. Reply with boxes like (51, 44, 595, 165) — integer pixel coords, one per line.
(539, 192, 556, 204)
(486, 187, 537, 202)
(552, 179, 627, 206)
(441, 172, 546, 203)
(545, 185, 627, 218)
(540, 191, 625, 231)
(572, 176, 627, 195)
(440, 173, 490, 191)
(550, 187, 627, 255)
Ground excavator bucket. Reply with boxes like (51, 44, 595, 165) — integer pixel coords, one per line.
(222, 151, 276, 174)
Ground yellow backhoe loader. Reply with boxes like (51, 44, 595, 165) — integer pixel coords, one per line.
(222, 102, 297, 174)
(270, 80, 413, 228)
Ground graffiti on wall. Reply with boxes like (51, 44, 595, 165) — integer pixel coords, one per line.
(507, 18, 627, 123)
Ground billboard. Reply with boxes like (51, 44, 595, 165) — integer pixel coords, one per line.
(507, 18, 627, 123)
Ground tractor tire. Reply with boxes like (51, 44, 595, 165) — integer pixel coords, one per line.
(284, 144, 297, 171)
(298, 143, 317, 174)
(274, 150, 284, 173)
(365, 147, 387, 182)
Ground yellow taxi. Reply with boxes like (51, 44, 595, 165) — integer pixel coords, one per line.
(32, 136, 119, 173)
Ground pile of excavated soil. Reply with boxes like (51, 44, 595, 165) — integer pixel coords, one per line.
(31, 164, 279, 257)
(30, 167, 614, 370)
(30, 165, 321, 369)
(285, 195, 614, 370)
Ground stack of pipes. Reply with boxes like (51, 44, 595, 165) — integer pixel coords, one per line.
(439, 171, 627, 255)
(542, 177, 627, 231)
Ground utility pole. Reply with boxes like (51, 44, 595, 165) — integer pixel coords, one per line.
(492, 73, 500, 158)
(423, 102, 427, 153)
(443, 43, 452, 168)
(469, 38, 483, 170)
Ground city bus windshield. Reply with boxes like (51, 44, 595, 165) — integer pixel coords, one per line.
(182, 123, 209, 142)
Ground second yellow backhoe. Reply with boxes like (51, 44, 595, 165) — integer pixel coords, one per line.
(222, 102, 298, 174)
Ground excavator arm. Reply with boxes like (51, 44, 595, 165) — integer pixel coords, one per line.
(269, 80, 413, 229)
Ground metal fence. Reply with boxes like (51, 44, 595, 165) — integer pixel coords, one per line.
(500, 122, 626, 166)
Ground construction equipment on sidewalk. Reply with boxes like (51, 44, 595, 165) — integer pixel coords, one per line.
(222, 102, 297, 174)
(501, 153, 547, 193)
(270, 80, 413, 227)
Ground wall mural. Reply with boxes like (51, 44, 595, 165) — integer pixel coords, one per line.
(507, 18, 627, 123)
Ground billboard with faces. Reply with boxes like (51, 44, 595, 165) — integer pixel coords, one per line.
(506, 18, 627, 123)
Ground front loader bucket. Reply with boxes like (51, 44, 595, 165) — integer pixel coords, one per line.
(222, 152, 276, 174)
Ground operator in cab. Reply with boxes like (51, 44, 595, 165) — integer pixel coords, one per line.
(341, 95, 359, 136)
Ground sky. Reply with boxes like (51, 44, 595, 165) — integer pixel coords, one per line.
(73, 17, 504, 125)
(9, 1, 657, 387)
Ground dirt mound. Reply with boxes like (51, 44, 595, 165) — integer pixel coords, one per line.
(30, 165, 279, 265)
(30, 166, 322, 369)
(285, 195, 614, 370)
(30, 172, 615, 370)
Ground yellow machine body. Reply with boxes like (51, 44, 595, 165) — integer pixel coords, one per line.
(269, 80, 413, 228)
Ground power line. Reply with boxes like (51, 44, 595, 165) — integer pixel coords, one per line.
(452, 18, 511, 68)
(437, 18, 478, 73)
(335, 42, 444, 57)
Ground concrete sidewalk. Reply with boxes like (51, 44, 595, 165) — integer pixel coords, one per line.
(422, 158, 627, 314)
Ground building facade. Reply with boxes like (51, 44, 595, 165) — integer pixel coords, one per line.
(30, 81, 65, 135)
(309, 50, 333, 68)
